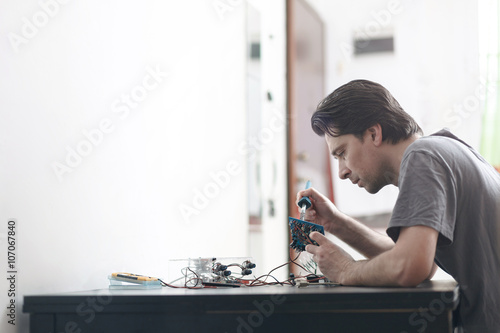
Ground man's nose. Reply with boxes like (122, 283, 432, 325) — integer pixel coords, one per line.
(338, 159, 351, 180)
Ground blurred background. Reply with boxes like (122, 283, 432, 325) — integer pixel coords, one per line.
(0, 0, 498, 331)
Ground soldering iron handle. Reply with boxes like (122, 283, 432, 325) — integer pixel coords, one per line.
(298, 180, 312, 210)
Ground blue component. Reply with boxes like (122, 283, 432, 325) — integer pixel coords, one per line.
(288, 217, 325, 252)
(245, 262, 256, 269)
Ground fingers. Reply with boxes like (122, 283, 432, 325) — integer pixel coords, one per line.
(305, 243, 318, 255)
(305, 231, 327, 255)
(296, 187, 331, 206)
(296, 188, 314, 216)
(296, 188, 314, 206)
(309, 231, 327, 244)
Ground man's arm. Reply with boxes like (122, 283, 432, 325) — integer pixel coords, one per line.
(330, 213, 395, 259)
(296, 187, 395, 258)
(307, 225, 439, 287)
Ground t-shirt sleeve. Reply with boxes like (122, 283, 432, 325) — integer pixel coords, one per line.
(387, 150, 457, 246)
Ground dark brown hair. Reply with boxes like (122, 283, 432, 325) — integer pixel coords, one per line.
(311, 79, 423, 143)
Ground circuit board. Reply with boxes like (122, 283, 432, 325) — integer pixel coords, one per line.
(289, 217, 325, 252)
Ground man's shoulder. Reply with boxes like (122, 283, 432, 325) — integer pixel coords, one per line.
(405, 129, 469, 157)
(403, 130, 496, 179)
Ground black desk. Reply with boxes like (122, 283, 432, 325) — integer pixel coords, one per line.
(24, 280, 458, 333)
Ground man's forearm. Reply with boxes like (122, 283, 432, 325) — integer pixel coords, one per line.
(331, 214, 394, 259)
(337, 226, 438, 287)
(339, 252, 405, 286)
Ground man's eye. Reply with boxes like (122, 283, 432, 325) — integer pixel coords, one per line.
(332, 150, 345, 159)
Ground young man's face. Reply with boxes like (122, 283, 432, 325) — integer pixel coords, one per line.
(325, 130, 391, 194)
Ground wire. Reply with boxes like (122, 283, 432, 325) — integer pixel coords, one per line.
(158, 278, 203, 289)
(158, 254, 331, 289)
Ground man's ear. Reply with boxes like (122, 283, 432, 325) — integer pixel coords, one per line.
(366, 124, 383, 146)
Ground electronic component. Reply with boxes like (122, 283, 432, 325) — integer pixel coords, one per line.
(289, 273, 296, 286)
(289, 180, 324, 252)
(167, 257, 256, 287)
(243, 260, 256, 269)
(296, 277, 309, 288)
(109, 254, 337, 290)
(289, 217, 325, 252)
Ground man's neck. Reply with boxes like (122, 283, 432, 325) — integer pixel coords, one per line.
(386, 134, 421, 187)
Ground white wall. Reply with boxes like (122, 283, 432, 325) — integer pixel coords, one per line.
(307, 0, 481, 216)
(0, 1, 253, 332)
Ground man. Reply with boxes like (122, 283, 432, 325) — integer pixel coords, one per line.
(296, 79, 500, 332)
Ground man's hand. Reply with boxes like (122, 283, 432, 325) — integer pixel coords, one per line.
(296, 187, 345, 234)
(296, 187, 395, 259)
(305, 231, 355, 284)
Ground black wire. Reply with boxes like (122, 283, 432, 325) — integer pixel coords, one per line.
(185, 267, 203, 288)
(248, 253, 303, 286)
(159, 254, 327, 289)
(289, 251, 312, 272)
(158, 278, 204, 289)
(249, 274, 283, 286)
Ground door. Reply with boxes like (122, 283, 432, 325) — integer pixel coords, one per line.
(287, 0, 332, 274)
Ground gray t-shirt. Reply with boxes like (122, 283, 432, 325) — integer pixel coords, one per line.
(387, 129, 500, 332)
